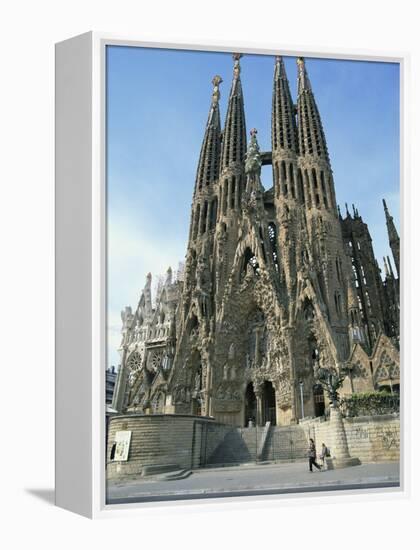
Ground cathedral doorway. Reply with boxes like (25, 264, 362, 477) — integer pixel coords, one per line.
(262, 381, 276, 425)
(244, 382, 257, 427)
(313, 384, 325, 417)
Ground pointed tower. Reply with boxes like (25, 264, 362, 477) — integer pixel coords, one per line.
(296, 57, 350, 357)
(188, 75, 222, 246)
(340, 207, 386, 349)
(182, 76, 223, 321)
(213, 54, 248, 301)
(383, 199, 400, 277)
(271, 57, 299, 203)
(271, 56, 302, 304)
(383, 256, 400, 345)
(219, 53, 247, 220)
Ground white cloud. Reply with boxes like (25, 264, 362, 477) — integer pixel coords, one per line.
(107, 215, 186, 367)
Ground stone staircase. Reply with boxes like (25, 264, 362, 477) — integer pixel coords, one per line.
(205, 425, 308, 466)
(206, 427, 258, 465)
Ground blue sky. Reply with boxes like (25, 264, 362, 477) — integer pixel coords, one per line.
(106, 46, 400, 368)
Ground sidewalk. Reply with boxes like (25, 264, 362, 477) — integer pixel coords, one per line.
(106, 460, 400, 504)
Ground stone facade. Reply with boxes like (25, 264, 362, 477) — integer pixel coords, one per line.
(111, 55, 400, 429)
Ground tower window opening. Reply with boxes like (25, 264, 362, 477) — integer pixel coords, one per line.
(357, 294, 364, 317)
(298, 169, 304, 204)
(289, 164, 295, 185)
(222, 179, 228, 214)
(365, 291, 372, 310)
(230, 177, 236, 210)
(268, 222, 279, 271)
(281, 161, 287, 182)
(201, 201, 208, 234)
(334, 292, 342, 315)
(210, 197, 218, 229)
(193, 205, 200, 240)
(320, 171, 329, 207)
(336, 257, 342, 282)
(312, 168, 318, 188)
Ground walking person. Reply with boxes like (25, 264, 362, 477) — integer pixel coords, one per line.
(308, 438, 322, 472)
(320, 442, 328, 470)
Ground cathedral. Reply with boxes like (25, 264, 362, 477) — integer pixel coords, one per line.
(111, 55, 400, 428)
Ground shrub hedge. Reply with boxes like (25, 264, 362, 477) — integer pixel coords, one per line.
(339, 391, 400, 417)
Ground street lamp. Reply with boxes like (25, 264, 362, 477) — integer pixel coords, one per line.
(299, 380, 304, 420)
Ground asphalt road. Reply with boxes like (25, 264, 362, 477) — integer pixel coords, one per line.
(106, 461, 400, 504)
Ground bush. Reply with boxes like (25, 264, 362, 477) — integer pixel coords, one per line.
(340, 391, 399, 417)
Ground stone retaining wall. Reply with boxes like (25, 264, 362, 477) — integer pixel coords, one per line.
(300, 414, 400, 463)
(107, 414, 216, 479)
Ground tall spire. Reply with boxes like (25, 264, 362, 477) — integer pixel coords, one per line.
(383, 198, 400, 277)
(194, 75, 223, 193)
(272, 56, 298, 154)
(221, 54, 247, 170)
(296, 57, 329, 162)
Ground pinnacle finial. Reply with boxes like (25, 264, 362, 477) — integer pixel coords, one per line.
(245, 127, 261, 176)
(383, 198, 389, 214)
(233, 53, 242, 79)
(211, 74, 223, 103)
(297, 56, 311, 94)
(274, 56, 287, 79)
(345, 203, 350, 217)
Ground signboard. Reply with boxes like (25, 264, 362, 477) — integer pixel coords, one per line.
(113, 430, 132, 461)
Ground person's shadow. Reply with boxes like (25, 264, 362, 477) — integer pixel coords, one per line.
(25, 488, 55, 505)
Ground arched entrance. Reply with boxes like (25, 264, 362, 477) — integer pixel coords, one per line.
(244, 382, 257, 427)
(262, 381, 276, 425)
(313, 384, 325, 417)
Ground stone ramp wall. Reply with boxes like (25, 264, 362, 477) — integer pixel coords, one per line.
(299, 414, 400, 463)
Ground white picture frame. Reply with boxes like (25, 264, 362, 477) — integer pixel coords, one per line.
(55, 31, 409, 518)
